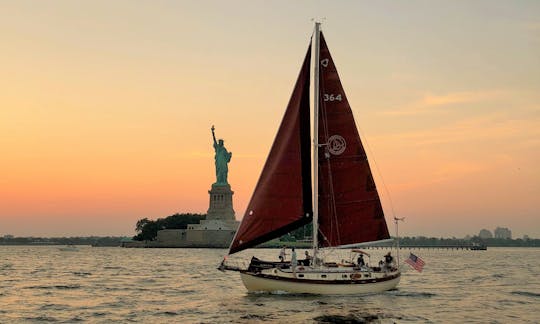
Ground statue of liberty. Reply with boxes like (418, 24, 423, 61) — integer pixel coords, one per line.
(211, 125, 232, 186)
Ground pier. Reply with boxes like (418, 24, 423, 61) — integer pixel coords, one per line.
(364, 245, 481, 250)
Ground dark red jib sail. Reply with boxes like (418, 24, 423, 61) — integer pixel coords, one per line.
(317, 33, 390, 247)
(229, 44, 313, 255)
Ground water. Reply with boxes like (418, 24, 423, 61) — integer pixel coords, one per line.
(0, 246, 538, 323)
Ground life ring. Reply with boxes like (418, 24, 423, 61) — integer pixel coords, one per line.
(351, 273, 362, 280)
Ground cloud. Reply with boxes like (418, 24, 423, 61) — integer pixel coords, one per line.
(382, 90, 511, 116)
(523, 21, 540, 32)
(421, 91, 505, 106)
(389, 72, 418, 82)
(389, 160, 489, 192)
(377, 110, 540, 147)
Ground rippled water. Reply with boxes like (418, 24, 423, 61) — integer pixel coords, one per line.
(0, 246, 538, 323)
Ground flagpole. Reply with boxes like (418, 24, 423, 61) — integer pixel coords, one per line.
(394, 217, 404, 267)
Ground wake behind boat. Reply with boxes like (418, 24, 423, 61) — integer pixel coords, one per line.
(58, 244, 78, 252)
(220, 23, 401, 294)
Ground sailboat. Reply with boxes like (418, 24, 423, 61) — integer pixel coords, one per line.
(221, 23, 401, 294)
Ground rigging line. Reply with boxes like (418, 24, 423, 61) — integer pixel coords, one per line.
(319, 66, 341, 245)
(318, 228, 332, 248)
(355, 122, 397, 220)
(324, 155, 340, 244)
(324, 146, 340, 245)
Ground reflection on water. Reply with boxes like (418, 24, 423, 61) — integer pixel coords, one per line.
(0, 246, 538, 322)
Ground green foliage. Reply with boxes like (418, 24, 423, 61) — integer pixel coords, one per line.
(280, 234, 296, 242)
(134, 220, 160, 241)
(136, 218, 151, 233)
(160, 214, 206, 229)
(133, 213, 206, 241)
(280, 223, 313, 242)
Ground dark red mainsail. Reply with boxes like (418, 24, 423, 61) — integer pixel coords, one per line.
(317, 33, 390, 247)
(229, 43, 313, 255)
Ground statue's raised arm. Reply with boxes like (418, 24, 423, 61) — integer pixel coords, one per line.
(211, 125, 217, 146)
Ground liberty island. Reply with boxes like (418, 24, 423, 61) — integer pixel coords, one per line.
(123, 126, 239, 248)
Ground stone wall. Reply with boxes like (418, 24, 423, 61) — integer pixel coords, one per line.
(145, 229, 236, 248)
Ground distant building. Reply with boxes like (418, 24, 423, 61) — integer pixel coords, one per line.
(494, 227, 512, 239)
(3, 235, 14, 239)
(478, 229, 493, 239)
(523, 235, 530, 241)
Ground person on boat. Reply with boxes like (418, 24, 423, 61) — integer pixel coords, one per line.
(279, 246, 287, 262)
(357, 254, 365, 267)
(303, 250, 312, 266)
(384, 252, 394, 269)
(291, 247, 298, 274)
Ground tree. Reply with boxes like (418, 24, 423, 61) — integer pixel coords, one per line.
(133, 219, 160, 241)
(160, 213, 205, 229)
(288, 223, 313, 241)
(133, 213, 206, 241)
(136, 218, 151, 233)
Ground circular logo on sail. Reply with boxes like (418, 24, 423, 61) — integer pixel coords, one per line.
(328, 135, 346, 155)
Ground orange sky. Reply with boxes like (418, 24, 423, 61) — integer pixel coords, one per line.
(1, 1, 539, 237)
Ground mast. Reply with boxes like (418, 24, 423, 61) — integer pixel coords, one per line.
(312, 22, 321, 260)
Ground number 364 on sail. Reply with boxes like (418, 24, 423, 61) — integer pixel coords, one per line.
(323, 93, 342, 101)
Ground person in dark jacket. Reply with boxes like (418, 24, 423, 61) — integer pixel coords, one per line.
(384, 252, 394, 268)
(357, 254, 365, 267)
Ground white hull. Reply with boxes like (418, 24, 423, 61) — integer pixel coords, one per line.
(240, 270, 400, 295)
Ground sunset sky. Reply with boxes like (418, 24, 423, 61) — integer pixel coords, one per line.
(1, 1, 539, 238)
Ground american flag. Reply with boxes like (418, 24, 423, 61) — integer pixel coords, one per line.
(405, 253, 425, 272)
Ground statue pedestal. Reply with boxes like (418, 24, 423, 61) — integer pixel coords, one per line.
(207, 184, 235, 221)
